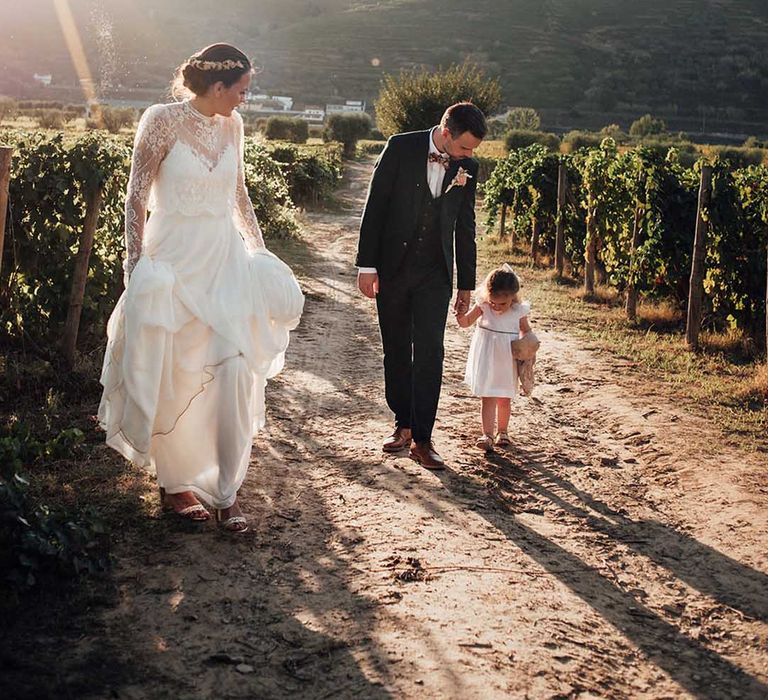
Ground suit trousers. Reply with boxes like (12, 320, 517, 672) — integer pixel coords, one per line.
(376, 257, 451, 443)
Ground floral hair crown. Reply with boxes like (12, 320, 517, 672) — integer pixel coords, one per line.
(189, 58, 246, 71)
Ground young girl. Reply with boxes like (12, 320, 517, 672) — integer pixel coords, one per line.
(457, 264, 531, 451)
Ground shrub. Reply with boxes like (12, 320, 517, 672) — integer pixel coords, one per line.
(357, 139, 386, 156)
(268, 142, 343, 207)
(0, 97, 16, 120)
(0, 424, 109, 593)
(242, 137, 300, 237)
(506, 107, 541, 131)
(87, 106, 136, 134)
(37, 109, 66, 130)
(375, 62, 502, 137)
(476, 140, 508, 159)
(242, 121, 261, 137)
(103, 107, 135, 133)
(505, 129, 560, 152)
(475, 155, 499, 184)
(323, 112, 372, 158)
(743, 136, 766, 149)
(562, 130, 604, 152)
(18, 100, 65, 110)
(485, 119, 507, 139)
(636, 138, 700, 167)
(0, 130, 304, 350)
(264, 116, 309, 144)
(240, 113, 262, 137)
(629, 114, 667, 138)
(600, 123, 628, 142)
(1, 131, 130, 347)
(711, 146, 766, 168)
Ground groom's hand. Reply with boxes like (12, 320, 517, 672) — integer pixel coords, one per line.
(454, 289, 470, 315)
(357, 271, 379, 298)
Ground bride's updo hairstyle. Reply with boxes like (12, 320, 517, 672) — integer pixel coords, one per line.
(171, 43, 252, 100)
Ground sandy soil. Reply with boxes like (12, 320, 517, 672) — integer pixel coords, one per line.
(85, 160, 767, 699)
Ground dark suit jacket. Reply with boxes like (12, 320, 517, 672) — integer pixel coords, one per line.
(355, 129, 478, 290)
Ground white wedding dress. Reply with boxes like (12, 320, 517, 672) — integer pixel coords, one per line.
(98, 101, 304, 509)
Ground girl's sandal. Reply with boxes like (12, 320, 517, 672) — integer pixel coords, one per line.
(215, 508, 249, 534)
(495, 432, 511, 447)
(476, 435, 495, 453)
(159, 487, 210, 522)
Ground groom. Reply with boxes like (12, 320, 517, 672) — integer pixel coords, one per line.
(356, 102, 486, 469)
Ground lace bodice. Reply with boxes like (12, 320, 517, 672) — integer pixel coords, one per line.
(123, 101, 265, 279)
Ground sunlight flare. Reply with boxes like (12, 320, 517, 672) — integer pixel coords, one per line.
(52, 0, 99, 113)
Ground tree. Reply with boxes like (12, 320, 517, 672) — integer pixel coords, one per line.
(629, 114, 667, 138)
(506, 107, 541, 131)
(323, 112, 371, 158)
(375, 62, 502, 137)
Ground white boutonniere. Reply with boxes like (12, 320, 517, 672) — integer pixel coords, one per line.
(445, 166, 473, 193)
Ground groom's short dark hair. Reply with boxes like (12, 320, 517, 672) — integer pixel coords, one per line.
(441, 102, 487, 140)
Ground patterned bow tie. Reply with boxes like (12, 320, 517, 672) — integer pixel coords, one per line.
(428, 151, 450, 169)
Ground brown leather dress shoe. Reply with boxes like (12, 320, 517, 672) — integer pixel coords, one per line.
(409, 440, 446, 470)
(383, 427, 412, 452)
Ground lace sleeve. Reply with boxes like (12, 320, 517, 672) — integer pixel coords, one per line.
(123, 105, 174, 281)
(232, 111, 266, 252)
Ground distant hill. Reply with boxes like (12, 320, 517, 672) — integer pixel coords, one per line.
(2, 0, 768, 135)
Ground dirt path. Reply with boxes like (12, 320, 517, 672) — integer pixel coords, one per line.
(97, 161, 767, 699)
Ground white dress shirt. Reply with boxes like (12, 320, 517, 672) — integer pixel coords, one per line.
(359, 127, 447, 275)
(426, 126, 449, 198)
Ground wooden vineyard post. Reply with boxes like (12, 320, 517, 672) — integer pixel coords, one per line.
(530, 217, 541, 264)
(555, 161, 567, 278)
(0, 146, 12, 279)
(685, 165, 713, 350)
(62, 186, 104, 367)
(499, 203, 507, 241)
(625, 194, 644, 321)
(584, 209, 597, 294)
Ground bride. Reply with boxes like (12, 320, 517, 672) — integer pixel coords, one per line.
(98, 44, 304, 532)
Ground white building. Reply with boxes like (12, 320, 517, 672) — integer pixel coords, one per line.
(326, 99, 366, 115)
(33, 73, 53, 86)
(299, 108, 325, 123)
(243, 93, 293, 112)
(273, 96, 294, 110)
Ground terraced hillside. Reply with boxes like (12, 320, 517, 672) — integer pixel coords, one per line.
(2, 0, 768, 132)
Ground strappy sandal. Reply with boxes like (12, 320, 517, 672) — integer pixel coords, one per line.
(495, 431, 511, 447)
(476, 434, 494, 453)
(159, 487, 210, 522)
(215, 506, 249, 534)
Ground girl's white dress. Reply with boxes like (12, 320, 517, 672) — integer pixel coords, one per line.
(464, 301, 531, 398)
(98, 101, 304, 509)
